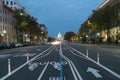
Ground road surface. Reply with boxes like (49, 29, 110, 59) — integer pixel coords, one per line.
(0, 43, 120, 80)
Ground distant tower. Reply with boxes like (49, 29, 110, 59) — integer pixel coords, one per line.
(57, 32, 62, 40)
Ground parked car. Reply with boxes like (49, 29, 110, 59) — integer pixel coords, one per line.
(0, 43, 6, 49)
(15, 43, 23, 47)
(6, 42, 15, 49)
(22, 42, 31, 46)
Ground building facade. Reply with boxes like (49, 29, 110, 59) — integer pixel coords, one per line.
(98, 0, 120, 43)
(39, 24, 48, 34)
(2, 0, 31, 43)
(2, 0, 23, 10)
(0, 0, 17, 43)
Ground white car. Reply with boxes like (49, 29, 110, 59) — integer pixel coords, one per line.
(15, 43, 23, 47)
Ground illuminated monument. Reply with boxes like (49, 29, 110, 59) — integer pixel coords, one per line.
(57, 32, 62, 40)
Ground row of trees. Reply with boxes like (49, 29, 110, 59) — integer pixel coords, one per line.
(64, 2, 120, 45)
(14, 8, 47, 42)
(78, 3, 120, 44)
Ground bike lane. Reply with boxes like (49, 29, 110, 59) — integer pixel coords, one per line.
(63, 45, 120, 80)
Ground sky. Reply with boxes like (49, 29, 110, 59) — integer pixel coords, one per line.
(19, 0, 105, 38)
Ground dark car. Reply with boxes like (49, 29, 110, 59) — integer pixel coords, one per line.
(6, 42, 15, 49)
(0, 43, 5, 49)
(22, 42, 31, 46)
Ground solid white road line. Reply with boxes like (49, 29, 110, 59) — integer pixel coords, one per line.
(62, 55, 78, 80)
(67, 45, 120, 79)
(60, 44, 83, 80)
(62, 55, 83, 80)
(67, 47, 88, 60)
(34, 46, 56, 61)
(37, 62, 49, 80)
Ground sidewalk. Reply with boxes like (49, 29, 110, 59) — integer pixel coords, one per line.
(100, 44, 120, 49)
(78, 43, 120, 49)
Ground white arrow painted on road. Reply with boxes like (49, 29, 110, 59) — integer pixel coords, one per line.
(87, 67, 102, 78)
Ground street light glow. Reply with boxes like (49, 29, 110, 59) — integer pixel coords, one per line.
(3, 30, 6, 34)
(20, 13, 23, 16)
(97, 33, 100, 36)
(25, 34, 27, 37)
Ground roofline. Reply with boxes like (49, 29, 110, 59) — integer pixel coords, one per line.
(97, 0, 110, 10)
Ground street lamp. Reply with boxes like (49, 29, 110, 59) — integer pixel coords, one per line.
(20, 13, 23, 16)
(3, 30, 6, 43)
(25, 34, 27, 42)
(86, 35, 88, 43)
(3, 30, 6, 34)
(87, 20, 91, 25)
(97, 33, 100, 36)
(96, 33, 100, 44)
(96, 33, 100, 63)
(34, 36, 37, 41)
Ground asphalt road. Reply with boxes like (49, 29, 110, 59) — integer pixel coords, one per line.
(0, 43, 120, 80)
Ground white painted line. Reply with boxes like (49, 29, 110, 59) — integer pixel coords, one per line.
(67, 45, 120, 79)
(60, 45, 83, 80)
(49, 77, 66, 80)
(37, 62, 49, 80)
(34, 46, 56, 61)
(67, 47, 88, 60)
(70, 60, 83, 80)
(62, 55, 78, 80)
(0, 46, 54, 80)
(62, 55, 83, 80)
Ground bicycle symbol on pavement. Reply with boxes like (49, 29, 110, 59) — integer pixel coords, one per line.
(28, 61, 67, 71)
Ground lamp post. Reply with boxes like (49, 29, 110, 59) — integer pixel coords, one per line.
(86, 35, 88, 44)
(34, 36, 37, 40)
(96, 33, 100, 44)
(25, 34, 27, 42)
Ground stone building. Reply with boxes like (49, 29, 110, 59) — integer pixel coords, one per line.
(0, 0, 17, 43)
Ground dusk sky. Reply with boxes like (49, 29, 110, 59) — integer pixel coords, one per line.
(19, 0, 105, 38)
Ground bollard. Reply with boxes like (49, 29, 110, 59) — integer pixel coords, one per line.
(27, 53, 29, 63)
(97, 52, 100, 64)
(8, 59, 11, 75)
(86, 49, 88, 58)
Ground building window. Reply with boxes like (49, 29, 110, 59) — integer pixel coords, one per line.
(14, 2, 16, 5)
(10, 1, 13, 5)
(6, 1, 9, 5)
(0, 7, 2, 15)
(2, 1, 5, 4)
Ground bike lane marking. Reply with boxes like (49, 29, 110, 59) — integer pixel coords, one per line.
(60, 44, 83, 80)
(0, 46, 54, 80)
(67, 45, 120, 79)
